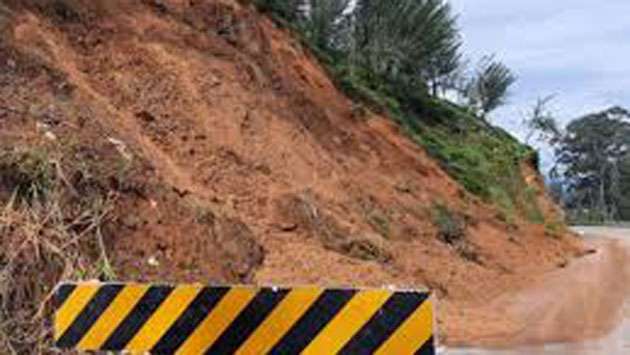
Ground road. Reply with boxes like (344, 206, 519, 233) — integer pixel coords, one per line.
(446, 226, 630, 355)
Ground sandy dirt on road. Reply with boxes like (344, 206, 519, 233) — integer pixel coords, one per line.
(445, 230, 630, 348)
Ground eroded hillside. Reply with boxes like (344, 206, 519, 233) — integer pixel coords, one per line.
(0, 0, 584, 350)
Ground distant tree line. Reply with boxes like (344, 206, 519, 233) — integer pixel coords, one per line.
(527, 103, 630, 223)
(556, 107, 630, 222)
(254, 0, 517, 119)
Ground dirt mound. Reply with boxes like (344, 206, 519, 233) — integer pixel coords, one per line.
(0, 0, 585, 349)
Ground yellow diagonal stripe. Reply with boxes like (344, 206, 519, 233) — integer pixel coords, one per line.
(236, 287, 323, 355)
(301, 290, 392, 355)
(76, 284, 150, 350)
(375, 299, 433, 355)
(55, 284, 100, 340)
(125, 285, 202, 352)
(175, 287, 257, 355)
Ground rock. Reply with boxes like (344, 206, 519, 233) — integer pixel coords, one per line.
(147, 256, 160, 267)
(341, 232, 392, 263)
(44, 131, 57, 141)
(279, 222, 298, 232)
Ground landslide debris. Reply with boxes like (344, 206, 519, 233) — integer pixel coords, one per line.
(0, 0, 583, 351)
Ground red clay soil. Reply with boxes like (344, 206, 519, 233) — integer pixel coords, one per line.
(0, 0, 586, 344)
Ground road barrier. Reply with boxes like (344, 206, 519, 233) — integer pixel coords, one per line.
(54, 282, 435, 354)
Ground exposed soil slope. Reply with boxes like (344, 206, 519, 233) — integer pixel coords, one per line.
(0, 0, 584, 345)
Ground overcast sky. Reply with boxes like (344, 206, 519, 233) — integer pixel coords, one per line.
(449, 0, 630, 145)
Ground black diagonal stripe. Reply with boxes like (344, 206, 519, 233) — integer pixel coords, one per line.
(54, 283, 77, 308)
(55, 284, 124, 349)
(269, 289, 357, 355)
(151, 287, 230, 353)
(203, 288, 290, 354)
(415, 336, 435, 355)
(339, 292, 429, 354)
(101, 285, 173, 351)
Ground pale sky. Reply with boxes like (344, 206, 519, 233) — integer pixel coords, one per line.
(449, 0, 630, 157)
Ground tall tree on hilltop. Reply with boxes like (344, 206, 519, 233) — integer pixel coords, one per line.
(256, 0, 464, 97)
(254, 0, 303, 22)
(465, 56, 517, 119)
(524, 95, 561, 145)
(301, 0, 352, 52)
(350, 0, 462, 93)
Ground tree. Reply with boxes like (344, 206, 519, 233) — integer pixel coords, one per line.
(350, 0, 462, 92)
(301, 0, 352, 52)
(619, 156, 630, 219)
(256, 0, 464, 97)
(547, 178, 566, 205)
(465, 56, 517, 118)
(554, 106, 630, 221)
(351, 0, 407, 75)
(524, 95, 561, 145)
(254, 0, 303, 22)
(424, 37, 463, 97)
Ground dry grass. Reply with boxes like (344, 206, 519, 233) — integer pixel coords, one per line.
(0, 148, 116, 354)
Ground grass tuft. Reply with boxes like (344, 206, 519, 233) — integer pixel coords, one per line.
(431, 203, 466, 244)
(0, 146, 117, 353)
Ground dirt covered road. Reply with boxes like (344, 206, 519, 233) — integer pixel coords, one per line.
(447, 227, 630, 354)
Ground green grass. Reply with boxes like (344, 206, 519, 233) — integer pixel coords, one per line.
(0, 148, 55, 202)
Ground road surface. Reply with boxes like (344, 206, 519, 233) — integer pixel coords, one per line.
(446, 226, 630, 354)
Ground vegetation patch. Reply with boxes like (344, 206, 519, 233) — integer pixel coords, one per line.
(431, 203, 467, 245)
(367, 212, 390, 239)
(544, 221, 563, 239)
(430, 203, 484, 264)
(0, 144, 129, 352)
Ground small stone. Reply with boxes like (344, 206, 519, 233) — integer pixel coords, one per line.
(44, 131, 57, 141)
(147, 256, 160, 267)
(279, 223, 298, 232)
(108, 137, 133, 161)
(35, 122, 50, 132)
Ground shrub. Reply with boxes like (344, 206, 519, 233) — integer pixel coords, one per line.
(367, 212, 390, 239)
(0, 148, 55, 202)
(431, 203, 466, 244)
(544, 221, 564, 238)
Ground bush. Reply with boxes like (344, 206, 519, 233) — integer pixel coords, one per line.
(544, 221, 564, 238)
(432, 203, 466, 244)
(0, 148, 55, 202)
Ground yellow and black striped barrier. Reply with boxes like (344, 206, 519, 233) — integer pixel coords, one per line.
(54, 283, 435, 354)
